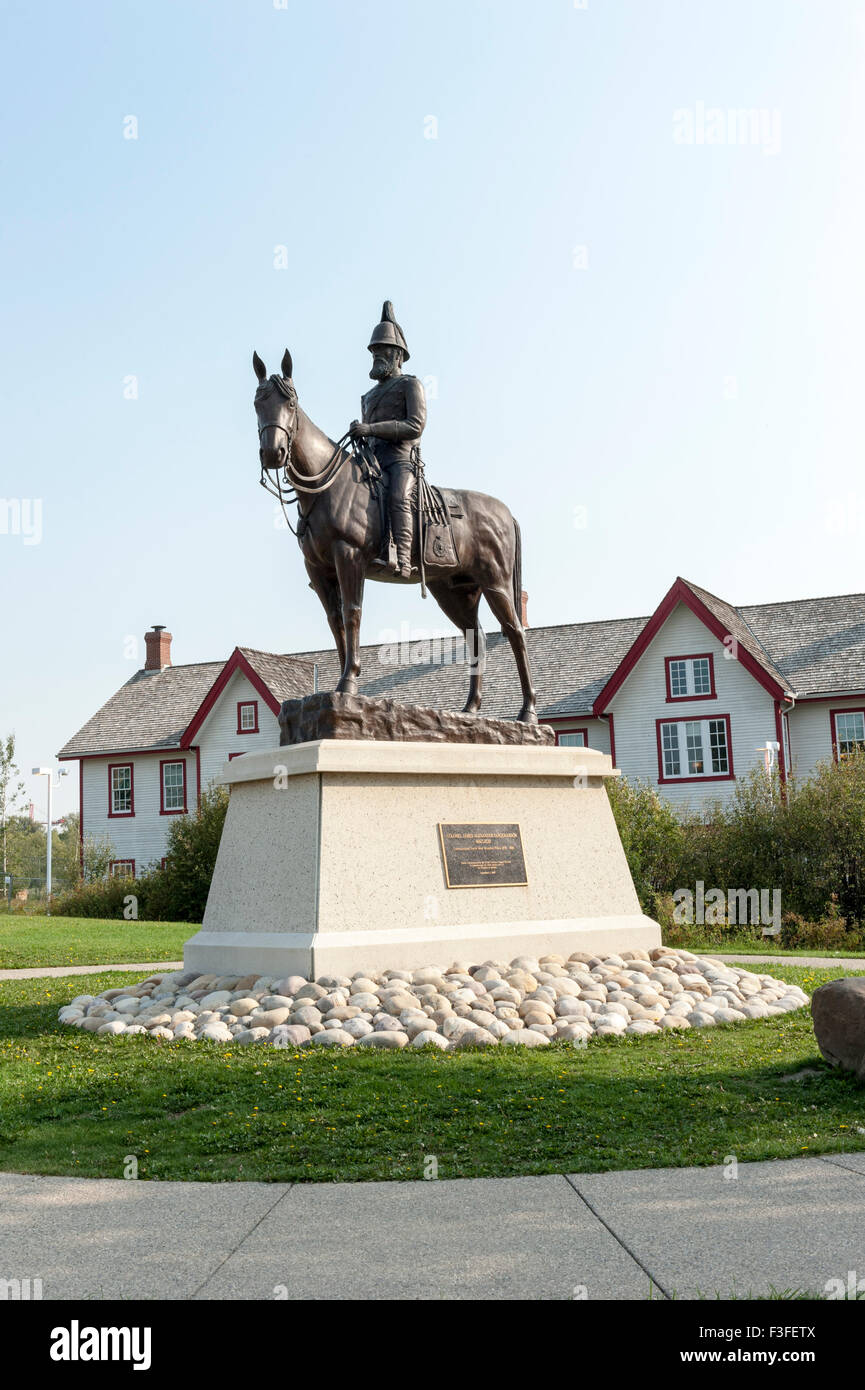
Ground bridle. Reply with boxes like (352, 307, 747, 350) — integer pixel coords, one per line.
(256, 374, 356, 536)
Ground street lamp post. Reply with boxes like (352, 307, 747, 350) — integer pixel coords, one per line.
(31, 766, 68, 909)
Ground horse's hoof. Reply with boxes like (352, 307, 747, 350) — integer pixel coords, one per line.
(335, 679, 359, 695)
(462, 703, 482, 716)
(518, 707, 538, 725)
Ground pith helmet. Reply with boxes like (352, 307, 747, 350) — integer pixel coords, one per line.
(367, 300, 410, 362)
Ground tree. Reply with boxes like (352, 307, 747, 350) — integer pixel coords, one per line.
(4, 814, 46, 886)
(53, 813, 82, 889)
(0, 734, 25, 878)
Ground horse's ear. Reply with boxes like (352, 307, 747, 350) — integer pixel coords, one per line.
(253, 351, 267, 382)
(281, 348, 293, 380)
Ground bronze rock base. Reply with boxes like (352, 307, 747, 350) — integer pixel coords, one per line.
(278, 691, 555, 747)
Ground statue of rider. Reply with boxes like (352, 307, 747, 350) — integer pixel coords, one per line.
(350, 301, 426, 578)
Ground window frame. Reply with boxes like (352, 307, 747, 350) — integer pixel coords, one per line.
(664, 652, 717, 703)
(236, 700, 259, 734)
(830, 707, 865, 761)
(655, 713, 735, 784)
(109, 859, 136, 878)
(159, 758, 188, 815)
(555, 729, 589, 748)
(107, 763, 135, 818)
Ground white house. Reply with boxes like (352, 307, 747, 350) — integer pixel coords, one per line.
(57, 578, 865, 873)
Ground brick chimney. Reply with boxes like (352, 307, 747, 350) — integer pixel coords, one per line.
(144, 625, 172, 671)
(520, 590, 529, 628)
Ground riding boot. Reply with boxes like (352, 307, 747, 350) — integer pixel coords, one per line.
(389, 466, 416, 578)
(391, 507, 414, 578)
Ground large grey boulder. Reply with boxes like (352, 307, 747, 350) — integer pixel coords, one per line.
(811, 977, 865, 1080)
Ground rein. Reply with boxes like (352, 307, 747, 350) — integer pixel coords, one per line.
(258, 419, 375, 537)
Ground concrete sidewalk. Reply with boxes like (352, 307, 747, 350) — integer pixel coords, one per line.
(717, 954, 865, 970)
(0, 961, 183, 981)
(2, 1155, 864, 1300)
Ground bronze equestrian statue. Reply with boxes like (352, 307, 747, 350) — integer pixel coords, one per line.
(253, 303, 538, 724)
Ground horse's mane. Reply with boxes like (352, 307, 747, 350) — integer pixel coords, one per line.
(255, 374, 297, 407)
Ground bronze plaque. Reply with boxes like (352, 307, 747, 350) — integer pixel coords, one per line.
(438, 822, 527, 888)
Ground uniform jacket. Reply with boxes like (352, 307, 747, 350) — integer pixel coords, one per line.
(361, 373, 426, 470)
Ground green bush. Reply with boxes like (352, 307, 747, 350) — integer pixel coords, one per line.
(51, 871, 139, 920)
(608, 753, 865, 947)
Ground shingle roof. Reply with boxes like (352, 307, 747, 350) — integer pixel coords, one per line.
(740, 592, 865, 696)
(57, 587, 865, 758)
(58, 661, 226, 758)
(238, 649, 317, 702)
(290, 615, 649, 720)
(58, 649, 317, 759)
(681, 579, 791, 692)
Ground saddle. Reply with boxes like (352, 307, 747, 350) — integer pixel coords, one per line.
(419, 480, 461, 569)
(353, 438, 461, 576)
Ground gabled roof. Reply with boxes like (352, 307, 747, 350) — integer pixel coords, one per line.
(179, 648, 316, 748)
(58, 648, 316, 759)
(592, 577, 792, 714)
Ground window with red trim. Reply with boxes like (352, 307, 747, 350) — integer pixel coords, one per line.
(108, 763, 134, 817)
(664, 653, 716, 702)
(832, 708, 865, 759)
(109, 859, 135, 878)
(656, 715, 734, 783)
(160, 759, 187, 814)
(237, 700, 259, 733)
(228, 751, 246, 760)
(556, 730, 588, 747)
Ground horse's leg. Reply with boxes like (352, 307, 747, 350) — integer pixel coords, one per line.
(481, 584, 538, 723)
(427, 581, 484, 714)
(332, 543, 365, 694)
(305, 561, 346, 674)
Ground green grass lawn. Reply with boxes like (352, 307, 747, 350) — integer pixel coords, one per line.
(1, 963, 863, 1184)
(0, 915, 189, 969)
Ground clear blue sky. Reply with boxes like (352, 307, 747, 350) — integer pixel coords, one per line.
(2, 0, 864, 818)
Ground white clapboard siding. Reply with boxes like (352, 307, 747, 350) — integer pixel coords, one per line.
(82, 749, 198, 874)
(547, 718, 612, 755)
(788, 696, 865, 779)
(196, 670, 281, 793)
(606, 602, 778, 809)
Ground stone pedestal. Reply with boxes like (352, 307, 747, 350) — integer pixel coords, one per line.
(183, 739, 660, 979)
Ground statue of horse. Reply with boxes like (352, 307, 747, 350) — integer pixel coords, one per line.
(253, 349, 538, 723)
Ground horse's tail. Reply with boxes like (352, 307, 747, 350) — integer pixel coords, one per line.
(512, 516, 523, 625)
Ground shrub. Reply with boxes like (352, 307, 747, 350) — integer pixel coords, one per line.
(611, 751, 865, 944)
(51, 871, 139, 920)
